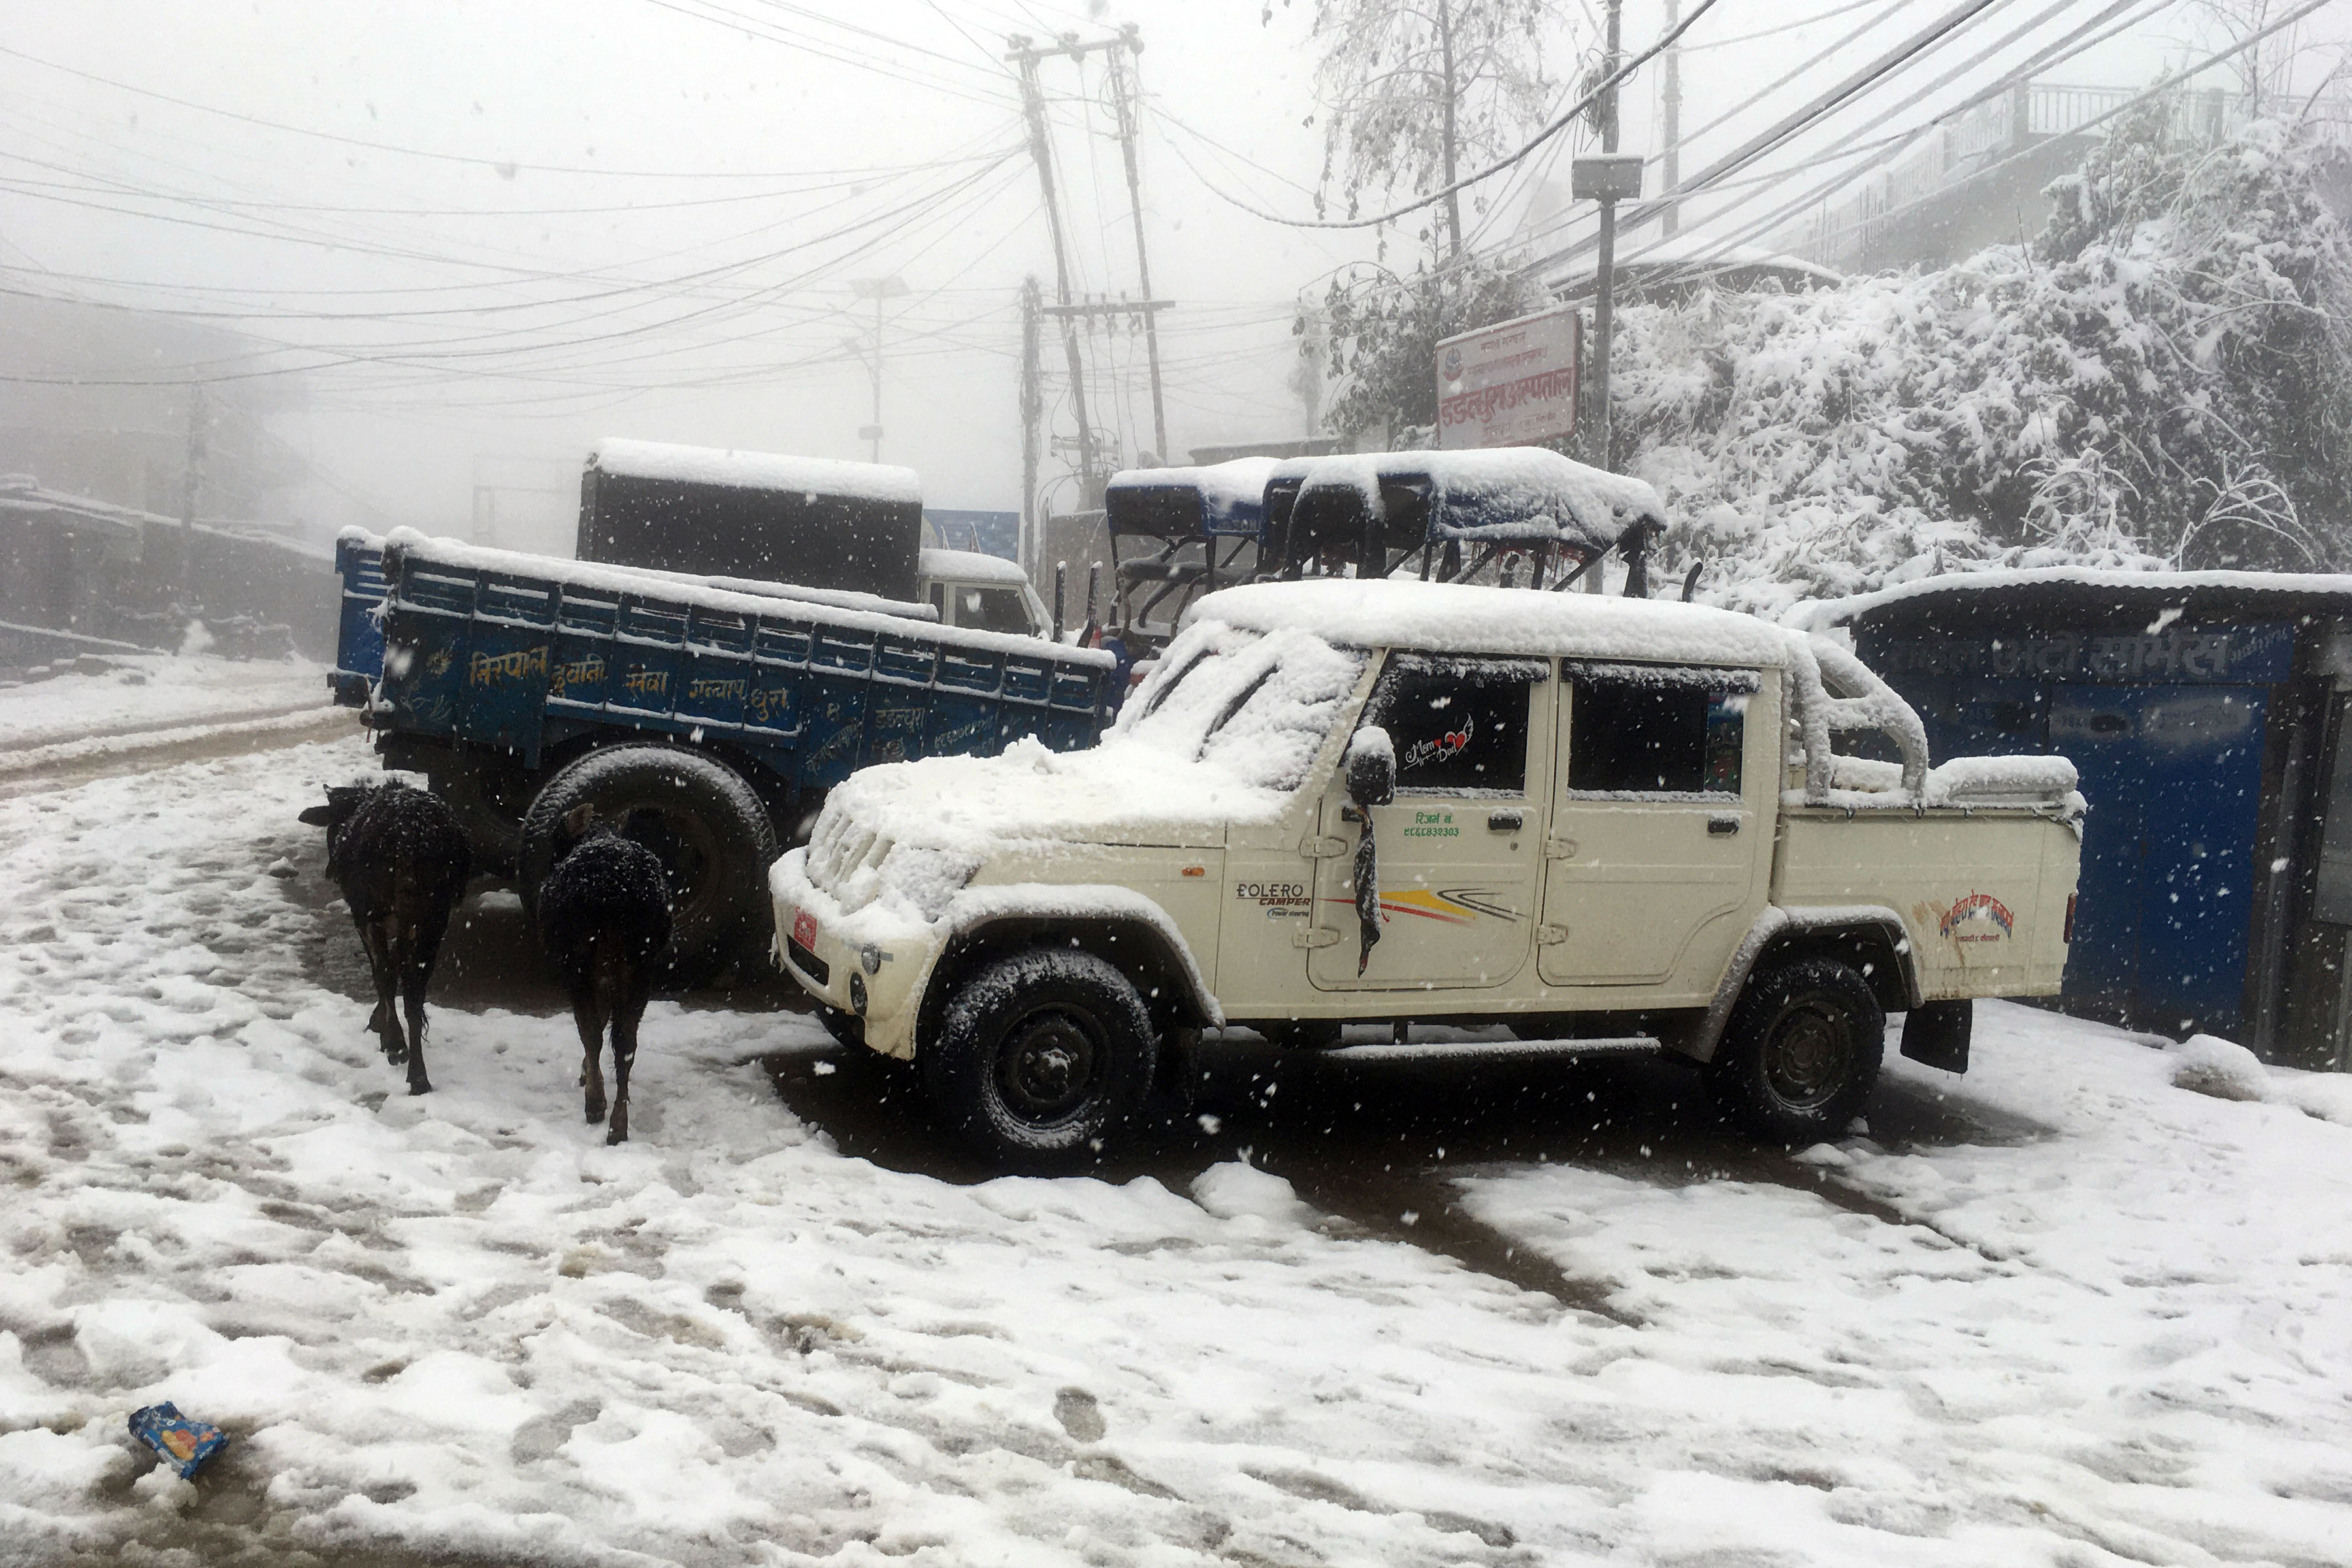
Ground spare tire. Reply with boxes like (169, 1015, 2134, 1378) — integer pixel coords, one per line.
(520, 745, 777, 987)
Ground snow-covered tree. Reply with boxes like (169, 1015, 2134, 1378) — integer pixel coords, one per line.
(1607, 114, 2352, 617)
(1311, 251, 1544, 442)
(1278, 0, 1555, 261)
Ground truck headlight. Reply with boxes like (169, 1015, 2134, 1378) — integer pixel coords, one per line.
(860, 942, 883, 975)
(849, 972, 868, 1015)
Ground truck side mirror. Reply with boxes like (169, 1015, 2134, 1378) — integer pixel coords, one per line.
(1345, 726, 1395, 809)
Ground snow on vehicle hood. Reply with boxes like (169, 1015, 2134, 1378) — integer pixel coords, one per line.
(803, 625, 1365, 919)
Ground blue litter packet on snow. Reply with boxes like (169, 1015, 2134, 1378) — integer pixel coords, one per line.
(128, 1401, 227, 1478)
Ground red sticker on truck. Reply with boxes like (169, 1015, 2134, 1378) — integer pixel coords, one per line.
(1940, 892, 2014, 943)
(792, 907, 818, 951)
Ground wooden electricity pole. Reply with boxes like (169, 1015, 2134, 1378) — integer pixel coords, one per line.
(1102, 25, 1169, 465)
(1010, 37, 1099, 504)
(1008, 29, 1175, 498)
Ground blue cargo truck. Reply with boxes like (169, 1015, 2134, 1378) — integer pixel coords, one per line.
(331, 525, 1114, 981)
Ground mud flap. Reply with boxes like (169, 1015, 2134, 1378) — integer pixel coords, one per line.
(1899, 999, 1972, 1073)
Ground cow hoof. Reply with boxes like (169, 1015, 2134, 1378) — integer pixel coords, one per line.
(408, 1079, 433, 1096)
(585, 1102, 606, 1125)
(605, 1126, 628, 1145)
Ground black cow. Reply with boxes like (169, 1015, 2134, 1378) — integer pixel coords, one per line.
(300, 781, 472, 1094)
(536, 805, 672, 1143)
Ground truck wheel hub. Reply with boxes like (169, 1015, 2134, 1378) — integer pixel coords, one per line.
(998, 1013, 1098, 1120)
(1765, 1001, 1850, 1108)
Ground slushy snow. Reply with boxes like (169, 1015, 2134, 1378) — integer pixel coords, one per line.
(4, 718, 2351, 1563)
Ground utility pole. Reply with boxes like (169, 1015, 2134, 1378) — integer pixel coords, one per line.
(850, 276, 907, 463)
(1661, 0, 1682, 238)
(1019, 275, 1043, 577)
(180, 382, 206, 533)
(1590, 0, 1623, 476)
(1102, 25, 1169, 465)
(1009, 35, 1101, 506)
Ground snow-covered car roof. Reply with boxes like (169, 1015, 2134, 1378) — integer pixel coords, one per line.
(919, 547, 1029, 585)
(1811, 565, 2352, 627)
(1105, 457, 1288, 540)
(589, 437, 923, 505)
(1187, 579, 1797, 668)
(1284, 446, 1667, 561)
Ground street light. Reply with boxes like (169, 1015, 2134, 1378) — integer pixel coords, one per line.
(850, 276, 909, 463)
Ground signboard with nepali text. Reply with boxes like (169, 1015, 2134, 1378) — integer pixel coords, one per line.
(1435, 304, 1580, 449)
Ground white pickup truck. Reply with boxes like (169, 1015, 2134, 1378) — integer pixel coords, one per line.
(772, 579, 2082, 1167)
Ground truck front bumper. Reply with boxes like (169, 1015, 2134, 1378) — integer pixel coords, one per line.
(768, 850, 926, 1060)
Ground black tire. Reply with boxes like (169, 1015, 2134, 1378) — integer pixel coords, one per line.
(923, 949, 1158, 1169)
(815, 1004, 864, 1051)
(1258, 1019, 1344, 1051)
(1707, 957, 1884, 1144)
(519, 745, 777, 987)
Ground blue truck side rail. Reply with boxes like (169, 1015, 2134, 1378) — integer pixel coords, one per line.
(336, 532, 1114, 790)
(330, 529, 389, 704)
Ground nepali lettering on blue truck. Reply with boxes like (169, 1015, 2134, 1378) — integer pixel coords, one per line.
(331, 527, 1114, 982)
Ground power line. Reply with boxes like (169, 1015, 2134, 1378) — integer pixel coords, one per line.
(0, 41, 982, 178)
(1682, 0, 1892, 52)
(1647, 0, 2336, 286)
(1167, 0, 1724, 233)
(1521, 0, 2174, 280)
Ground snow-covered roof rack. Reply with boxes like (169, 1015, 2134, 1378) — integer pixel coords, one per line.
(588, 438, 922, 506)
(1188, 578, 1797, 668)
(1104, 457, 1289, 541)
(1271, 448, 1669, 587)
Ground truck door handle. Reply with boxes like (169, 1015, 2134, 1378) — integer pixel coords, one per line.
(1488, 810, 1524, 832)
(1708, 815, 1741, 836)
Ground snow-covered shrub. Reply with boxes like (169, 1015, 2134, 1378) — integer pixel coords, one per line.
(2169, 1033, 2270, 1102)
(1609, 114, 2352, 617)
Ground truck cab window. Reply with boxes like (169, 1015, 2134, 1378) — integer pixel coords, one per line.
(1365, 656, 1545, 795)
(1567, 666, 1750, 796)
(959, 586, 1032, 636)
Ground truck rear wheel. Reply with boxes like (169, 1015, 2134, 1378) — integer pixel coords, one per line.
(924, 949, 1158, 1170)
(1707, 957, 1884, 1145)
(520, 745, 777, 988)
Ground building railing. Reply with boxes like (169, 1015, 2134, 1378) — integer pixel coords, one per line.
(1781, 80, 2352, 272)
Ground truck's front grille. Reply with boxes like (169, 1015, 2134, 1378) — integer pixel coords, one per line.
(787, 937, 828, 986)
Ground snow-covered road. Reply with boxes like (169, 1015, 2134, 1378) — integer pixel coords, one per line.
(3, 734, 2350, 1567)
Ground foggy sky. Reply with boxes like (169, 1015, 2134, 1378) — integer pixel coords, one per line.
(0, 0, 2334, 550)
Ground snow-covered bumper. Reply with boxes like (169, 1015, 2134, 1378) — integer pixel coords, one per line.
(770, 848, 938, 1060)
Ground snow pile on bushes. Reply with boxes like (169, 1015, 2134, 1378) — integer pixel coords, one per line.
(2169, 1033, 2271, 1102)
(1610, 112, 2352, 618)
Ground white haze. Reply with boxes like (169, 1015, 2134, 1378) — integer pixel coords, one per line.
(0, 0, 2330, 549)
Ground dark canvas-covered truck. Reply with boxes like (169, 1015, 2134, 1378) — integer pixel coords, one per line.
(329, 518, 1114, 980)
(578, 437, 926, 604)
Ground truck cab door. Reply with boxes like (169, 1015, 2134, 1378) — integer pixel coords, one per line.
(1538, 663, 1774, 994)
(1308, 654, 1551, 991)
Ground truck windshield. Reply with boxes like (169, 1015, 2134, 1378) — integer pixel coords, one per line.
(955, 585, 1033, 636)
(1121, 623, 1364, 792)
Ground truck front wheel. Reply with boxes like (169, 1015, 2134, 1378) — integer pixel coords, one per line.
(1707, 957, 1884, 1145)
(924, 949, 1158, 1169)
